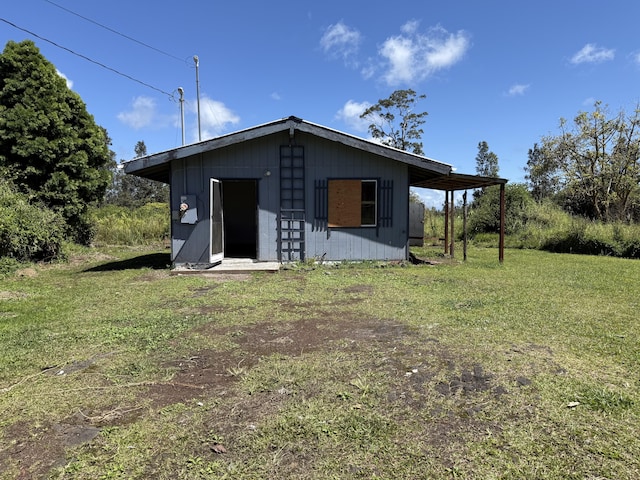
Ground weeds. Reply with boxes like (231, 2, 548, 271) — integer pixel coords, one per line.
(92, 203, 169, 246)
(0, 246, 639, 479)
(449, 199, 640, 259)
(576, 386, 635, 413)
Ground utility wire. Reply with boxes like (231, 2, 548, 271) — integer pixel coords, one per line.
(0, 17, 175, 99)
(43, 0, 188, 65)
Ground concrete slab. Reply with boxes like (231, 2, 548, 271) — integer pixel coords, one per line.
(172, 258, 280, 275)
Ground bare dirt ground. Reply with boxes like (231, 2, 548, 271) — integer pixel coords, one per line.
(1, 280, 537, 479)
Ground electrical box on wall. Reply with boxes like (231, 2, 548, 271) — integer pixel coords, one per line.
(179, 195, 198, 224)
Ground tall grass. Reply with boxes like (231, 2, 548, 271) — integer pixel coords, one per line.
(423, 207, 446, 245)
(446, 200, 640, 259)
(91, 199, 639, 259)
(92, 203, 170, 246)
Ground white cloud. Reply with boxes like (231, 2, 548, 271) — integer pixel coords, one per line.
(320, 21, 362, 65)
(506, 84, 530, 96)
(271, 92, 282, 101)
(360, 60, 376, 80)
(56, 69, 73, 89)
(335, 99, 372, 132)
(570, 43, 615, 64)
(117, 96, 159, 129)
(118, 95, 238, 140)
(401, 19, 420, 35)
(190, 95, 240, 141)
(379, 23, 470, 85)
(412, 187, 447, 209)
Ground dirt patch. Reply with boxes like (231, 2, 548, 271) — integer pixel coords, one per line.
(67, 252, 117, 267)
(142, 316, 415, 411)
(0, 420, 100, 479)
(435, 364, 497, 396)
(342, 284, 375, 295)
(0, 314, 544, 478)
(175, 272, 253, 282)
(135, 270, 171, 282)
(14, 268, 38, 278)
(0, 291, 28, 300)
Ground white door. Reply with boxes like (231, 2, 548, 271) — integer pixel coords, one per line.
(210, 178, 224, 264)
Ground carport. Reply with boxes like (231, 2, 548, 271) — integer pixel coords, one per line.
(410, 172, 509, 263)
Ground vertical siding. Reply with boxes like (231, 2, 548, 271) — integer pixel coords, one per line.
(170, 132, 288, 264)
(169, 129, 409, 265)
(301, 132, 409, 261)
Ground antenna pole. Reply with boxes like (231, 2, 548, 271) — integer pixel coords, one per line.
(178, 87, 185, 145)
(194, 55, 201, 142)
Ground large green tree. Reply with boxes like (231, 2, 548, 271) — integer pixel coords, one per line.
(538, 101, 640, 221)
(360, 89, 428, 155)
(0, 40, 112, 244)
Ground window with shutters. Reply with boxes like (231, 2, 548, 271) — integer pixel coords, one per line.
(327, 179, 377, 227)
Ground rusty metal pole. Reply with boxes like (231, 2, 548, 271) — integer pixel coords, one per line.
(499, 183, 505, 263)
(450, 190, 455, 258)
(444, 191, 449, 255)
(463, 190, 468, 261)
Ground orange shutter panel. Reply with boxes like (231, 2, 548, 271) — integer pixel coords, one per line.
(328, 180, 361, 227)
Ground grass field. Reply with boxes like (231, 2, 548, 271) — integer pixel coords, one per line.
(0, 246, 638, 479)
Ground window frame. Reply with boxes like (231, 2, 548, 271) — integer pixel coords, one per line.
(327, 178, 378, 228)
(360, 179, 377, 227)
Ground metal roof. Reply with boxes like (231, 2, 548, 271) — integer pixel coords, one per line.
(413, 172, 508, 191)
(123, 116, 507, 190)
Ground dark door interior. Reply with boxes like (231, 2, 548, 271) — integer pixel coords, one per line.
(222, 180, 257, 258)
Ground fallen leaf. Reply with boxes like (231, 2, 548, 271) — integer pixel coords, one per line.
(567, 401, 580, 408)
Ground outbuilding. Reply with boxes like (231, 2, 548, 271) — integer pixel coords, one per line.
(123, 116, 506, 268)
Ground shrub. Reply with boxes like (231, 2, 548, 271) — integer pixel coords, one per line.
(467, 183, 533, 236)
(508, 202, 640, 259)
(461, 197, 640, 259)
(0, 181, 66, 262)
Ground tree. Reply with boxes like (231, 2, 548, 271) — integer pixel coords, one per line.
(0, 40, 111, 244)
(525, 142, 561, 202)
(468, 183, 533, 235)
(540, 101, 640, 221)
(475, 141, 499, 178)
(105, 140, 169, 208)
(360, 89, 428, 155)
(473, 141, 499, 201)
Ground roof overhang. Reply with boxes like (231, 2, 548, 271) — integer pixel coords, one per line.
(412, 172, 508, 191)
(122, 116, 507, 190)
(123, 116, 452, 183)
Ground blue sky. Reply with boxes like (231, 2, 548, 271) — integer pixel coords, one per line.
(2, 0, 640, 206)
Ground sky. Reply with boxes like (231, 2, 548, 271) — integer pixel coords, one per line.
(2, 0, 640, 206)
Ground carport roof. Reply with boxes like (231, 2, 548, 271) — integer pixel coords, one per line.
(123, 116, 507, 191)
(414, 171, 508, 191)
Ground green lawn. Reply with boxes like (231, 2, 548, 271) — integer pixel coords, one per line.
(0, 246, 638, 479)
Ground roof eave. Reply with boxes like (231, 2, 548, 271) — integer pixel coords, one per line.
(412, 172, 509, 191)
(123, 116, 453, 180)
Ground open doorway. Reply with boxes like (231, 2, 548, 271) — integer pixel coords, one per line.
(222, 180, 258, 258)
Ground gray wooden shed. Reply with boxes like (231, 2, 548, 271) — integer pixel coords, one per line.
(123, 116, 505, 267)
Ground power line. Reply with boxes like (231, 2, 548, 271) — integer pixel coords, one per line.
(43, 0, 188, 65)
(0, 17, 175, 99)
